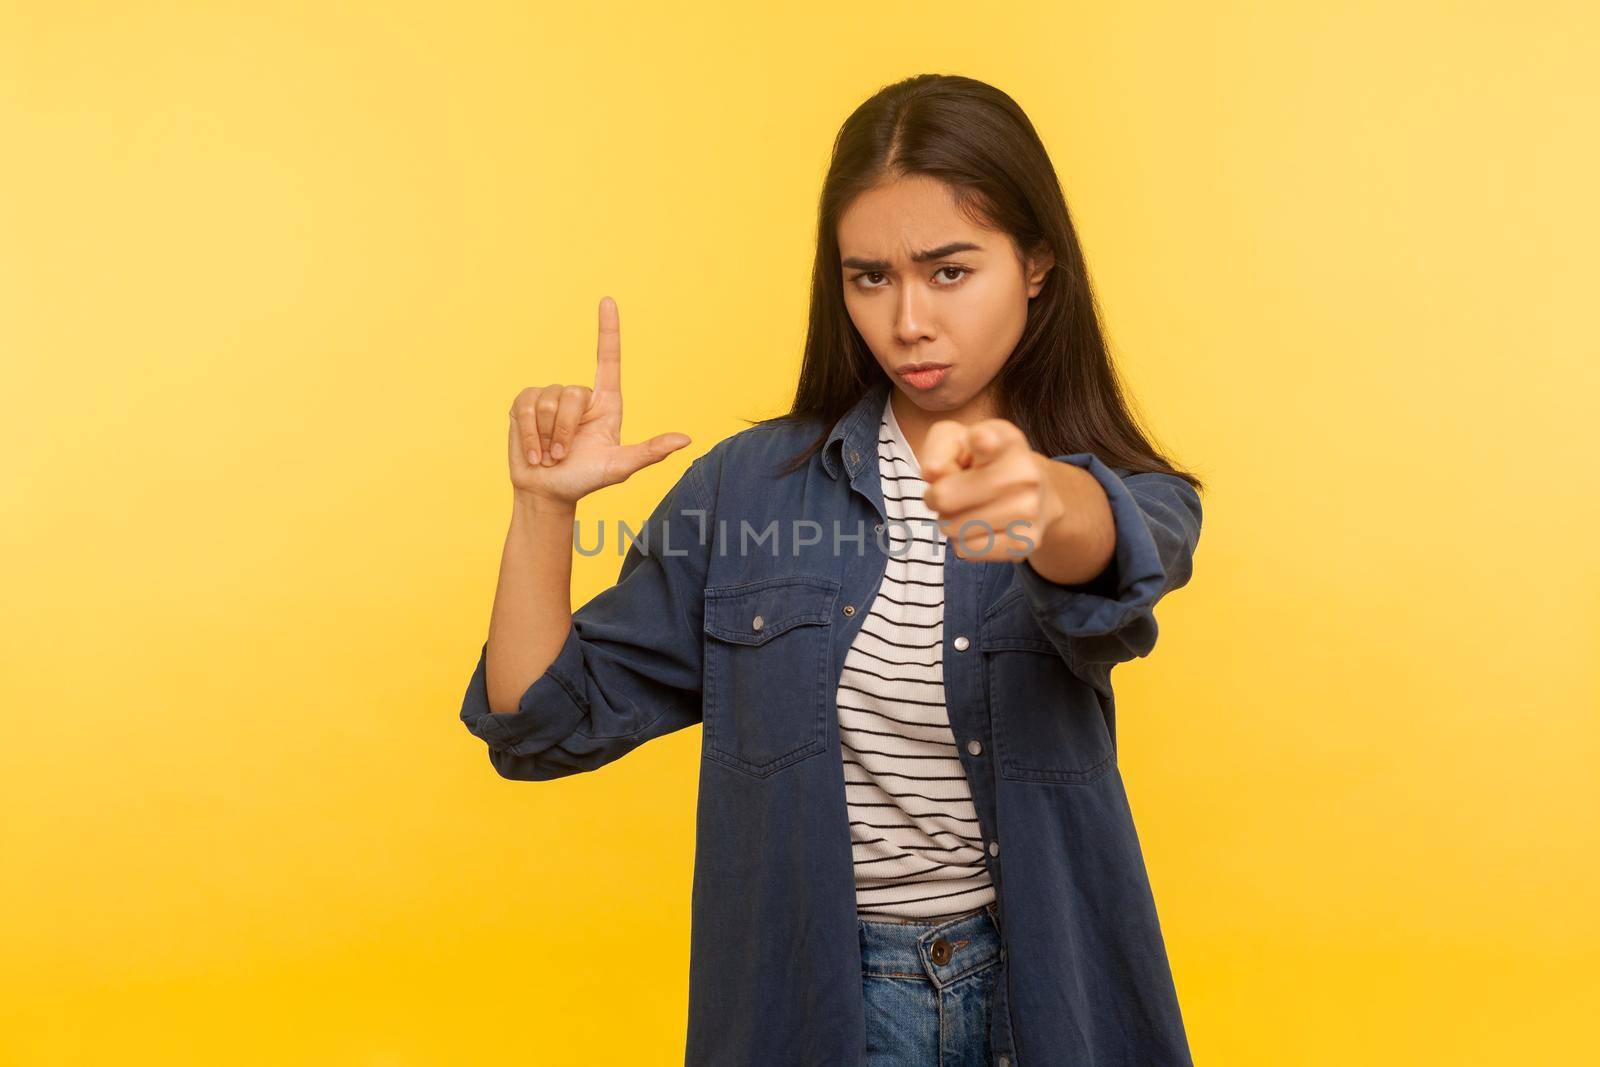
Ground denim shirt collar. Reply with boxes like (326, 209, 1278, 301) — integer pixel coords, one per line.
(820, 376, 893, 482)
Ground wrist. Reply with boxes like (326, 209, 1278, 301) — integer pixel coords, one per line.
(512, 490, 577, 521)
(1034, 454, 1078, 546)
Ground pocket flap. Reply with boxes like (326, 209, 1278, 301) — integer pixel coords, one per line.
(978, 588, 1058, 654)
(704, 576, 838, 646)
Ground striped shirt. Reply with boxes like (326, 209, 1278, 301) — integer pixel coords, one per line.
(837, 393, 996, 921)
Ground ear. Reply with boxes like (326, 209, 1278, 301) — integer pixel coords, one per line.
(1024, 244, 1055, 299)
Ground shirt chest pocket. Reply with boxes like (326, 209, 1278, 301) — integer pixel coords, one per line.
(702, 575, 839, 778)
(979, 590, 1115, 784)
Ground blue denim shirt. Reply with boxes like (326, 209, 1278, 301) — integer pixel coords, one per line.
(459, 378, 1202, 1065)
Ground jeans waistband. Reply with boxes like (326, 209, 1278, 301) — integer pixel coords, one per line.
(858, 902, 1003, 990)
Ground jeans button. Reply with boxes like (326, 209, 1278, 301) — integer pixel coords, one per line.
(953, 635, 970, 651)
(988, 840, 999, 857)
(929, 937, 952, 965)
(843, 604, 856, 617)
(966, 739, 982, 756)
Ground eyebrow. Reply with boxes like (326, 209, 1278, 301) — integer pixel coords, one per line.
(840, 241, 983, 272)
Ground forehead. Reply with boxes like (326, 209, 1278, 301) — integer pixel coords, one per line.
(836, 174, 993, 257)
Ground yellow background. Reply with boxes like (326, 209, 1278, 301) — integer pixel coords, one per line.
(3, 2, 1596, 1063)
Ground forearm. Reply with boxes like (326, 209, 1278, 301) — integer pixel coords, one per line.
(485, 492, 577, 714)
(1028, 458, 1116, 585)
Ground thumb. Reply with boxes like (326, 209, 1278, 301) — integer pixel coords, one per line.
(967, 423, 1007, 466)
(613, 432, 693, 478)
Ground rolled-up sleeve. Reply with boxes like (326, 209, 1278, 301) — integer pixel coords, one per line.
(1012, 453, 1202, 693)
(459, 456, 715, 781)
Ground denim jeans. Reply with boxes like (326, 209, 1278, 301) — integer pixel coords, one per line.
(859, 902, 1006, 1066)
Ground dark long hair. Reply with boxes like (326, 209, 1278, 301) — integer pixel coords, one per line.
(751, 73, 1204, 494)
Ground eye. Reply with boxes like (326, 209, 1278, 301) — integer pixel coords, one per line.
(848, 266, 973, 291)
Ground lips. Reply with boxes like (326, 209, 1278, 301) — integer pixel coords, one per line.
(897, 363, 950, 390)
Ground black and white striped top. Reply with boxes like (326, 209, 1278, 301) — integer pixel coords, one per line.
(838, 394, 996, 922)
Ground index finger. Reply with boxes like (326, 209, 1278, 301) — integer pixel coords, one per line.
(594, 295, 622, 396)
(921, 420, 970, 481)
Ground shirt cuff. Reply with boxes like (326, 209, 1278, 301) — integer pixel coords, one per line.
(1012, 452, 1172, 638)
(459, 621, 589, 753)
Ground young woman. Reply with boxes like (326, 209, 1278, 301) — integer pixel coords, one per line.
(460, 74, 1205, 1066)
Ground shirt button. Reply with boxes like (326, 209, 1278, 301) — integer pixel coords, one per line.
(842, 604, 855, 617)
(953, 635, 970, 651)
(967, 739, 982, 756)
(988, 840, 1000, 857)
(751, 614, 764, 631)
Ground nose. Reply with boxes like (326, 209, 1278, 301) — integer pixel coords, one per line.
(893, 284, 934, 346)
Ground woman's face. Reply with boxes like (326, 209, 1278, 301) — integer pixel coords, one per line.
(838, 174, 1052, 424)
